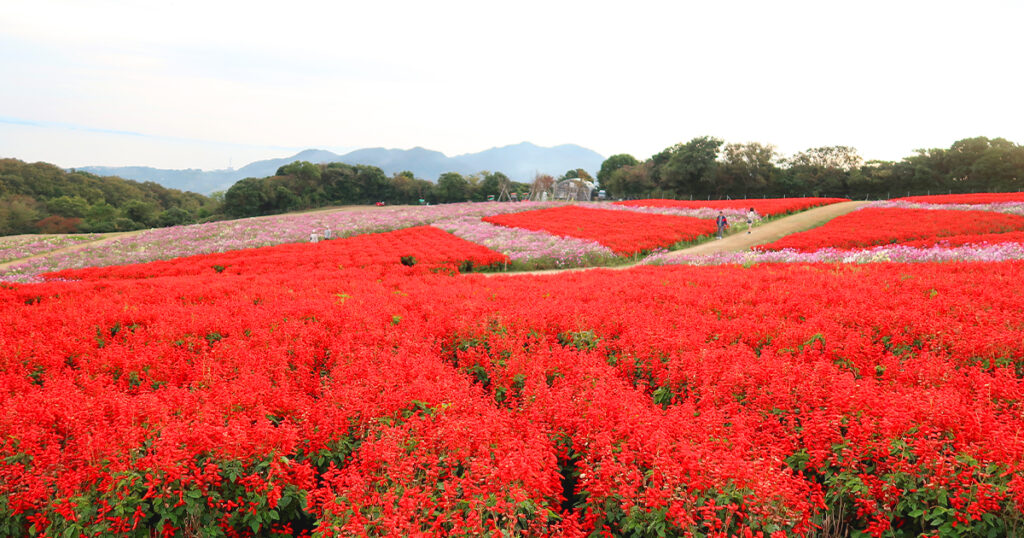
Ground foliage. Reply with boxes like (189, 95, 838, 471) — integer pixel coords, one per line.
(653, 136, 724, 195)
(0, 159, 215, 235)
(598, 136, 1024, 200)
(222, 163, 532, 217)
(436, 172, 471, 203)
(596, 154, 639, 188)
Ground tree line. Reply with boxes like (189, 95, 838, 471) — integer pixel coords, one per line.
(598, 136, 1024, 200)
(221, 161, 534, 218)
(0, 159, 219, 236)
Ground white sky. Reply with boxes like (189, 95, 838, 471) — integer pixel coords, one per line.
(1, 0, 1022, 171)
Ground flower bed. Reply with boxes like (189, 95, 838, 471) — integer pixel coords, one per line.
(614, 197, 849, 216)
(44, 226, 508, 281)
(894, 192, 1024, 205)
(756, 207, 1024, 252)
(646, 242, 1024, 265)
(870, 200, 1024, 216)
(0, 234, 103, 263)
(3, 260, 1024, 535)
(482, 205, 716, 255)
(434, 217, 618, 269)
(0, 203, 567, 279)
(899, 231, 1024, 248)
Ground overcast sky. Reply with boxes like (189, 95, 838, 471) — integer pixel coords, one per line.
(2, 0, 1022, 171)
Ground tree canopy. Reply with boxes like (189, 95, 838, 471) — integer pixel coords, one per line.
(0, 159, 218, 235)
(598, 136, 1024, 200)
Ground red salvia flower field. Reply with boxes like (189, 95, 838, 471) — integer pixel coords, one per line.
(4, 232, 1024, 536)
(44, 226, 509, 281)
(482, 206, 716, 255)
(614, 197, 849, 216)
(756, 207, 1024, 252)
(895, 192, 1024, 205)
(6, 199, 1024, 537)
(899, 230, 1024, 248)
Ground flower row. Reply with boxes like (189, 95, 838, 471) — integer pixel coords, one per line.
(647, 242, 1024, 265)
(756, 207, 1024, 252)
(0, 234, 103, 263)
(483, 205, 716, 255)
(43, 226, 508, 281)
(614, 197, 849, 216)
(895, 192, 1024, 205)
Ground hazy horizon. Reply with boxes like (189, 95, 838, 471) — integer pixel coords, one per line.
(3, 0, 1022, 171)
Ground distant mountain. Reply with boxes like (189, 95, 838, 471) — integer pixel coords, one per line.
(452, 142, 604, 180)
(75, 142, 605, 194)
(231, 149, 343, 180)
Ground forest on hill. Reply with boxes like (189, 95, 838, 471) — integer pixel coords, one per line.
(0, 159, 220, 236)
(598, 136, 1024, 200)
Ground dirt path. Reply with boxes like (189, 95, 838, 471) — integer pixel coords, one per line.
(663, 200, 868, 257)
(485, 201, 869, 276)
(0, 231, 142, 272)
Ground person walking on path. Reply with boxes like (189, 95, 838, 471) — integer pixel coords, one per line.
(746, 207, 758, 234)
(716, 211, 729, 239)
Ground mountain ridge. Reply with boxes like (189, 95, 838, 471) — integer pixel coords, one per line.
(76, 142, 605, 194)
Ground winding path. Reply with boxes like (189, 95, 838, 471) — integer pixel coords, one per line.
(0, 231, 140, 272)
(663, 200, 868, 258)
(484, 200, 869, 276)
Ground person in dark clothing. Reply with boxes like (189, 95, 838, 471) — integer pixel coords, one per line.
(716, 211, 729, 239)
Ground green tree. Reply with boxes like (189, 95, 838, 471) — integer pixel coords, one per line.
(479, 171, 510, 200)
(83, 202, 118, 231)
(276, 161, 322, 184)
(121, 200, 158, 227)
(223, 177, 272, 218)
(113, 217, 140, 231)
(272, 183, 302, 211)
(437, 172, 470, 203)
(355, 165, 389, 203)
(322, 164, 360, 204)
(157, 207, 193, 227)
(655, 136, 724, 195)
(717, 143, 779, 195)
(784, 146, 863, 196)
(597, 154, 639, 187)
(47, 195, 91, 218)
(0, 195, 42, 235)
(946, 137, 1022, 192)
(604, 162, 654, 199)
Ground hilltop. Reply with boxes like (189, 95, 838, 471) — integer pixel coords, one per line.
(77, 142, 605, 194)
